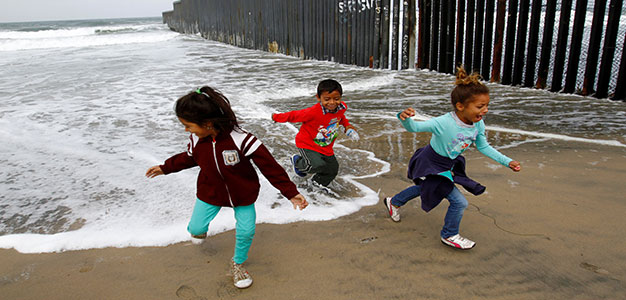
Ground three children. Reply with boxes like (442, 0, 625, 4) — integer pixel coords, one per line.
(147, 72, 520, 288)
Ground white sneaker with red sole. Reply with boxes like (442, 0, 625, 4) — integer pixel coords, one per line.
(441, 234, 476, 249)
(383, 197, 400, 222)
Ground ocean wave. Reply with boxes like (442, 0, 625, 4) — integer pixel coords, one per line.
(0, 23, 167, 39)
(0, 26, 178, 51)
(94, 27, 139, 35)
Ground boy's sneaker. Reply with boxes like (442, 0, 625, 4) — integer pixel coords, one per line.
(231, 259, 253, 289)
(383, 197, 400, 222)
(291, 155, 307, 177)
(441, 234, 476, 250)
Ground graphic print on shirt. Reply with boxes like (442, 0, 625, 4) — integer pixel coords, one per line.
(447, 131, 478, 157)
(314, 118, 340, 147)
(222, 150, 240, 166)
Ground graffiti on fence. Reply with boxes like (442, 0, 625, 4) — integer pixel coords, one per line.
(338, 0, 377, 14)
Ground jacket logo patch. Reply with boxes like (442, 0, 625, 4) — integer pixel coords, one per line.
(222, 150, 240, 166)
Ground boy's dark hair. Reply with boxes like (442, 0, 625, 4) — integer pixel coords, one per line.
(317, 79, 343, 97)
(175, 86, 239, 133)
(451, 66, 489, 109)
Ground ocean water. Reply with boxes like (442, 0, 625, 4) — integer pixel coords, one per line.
(0, 17, 624, 253)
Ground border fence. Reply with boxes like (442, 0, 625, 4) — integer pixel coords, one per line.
(163, 0, 626, 101)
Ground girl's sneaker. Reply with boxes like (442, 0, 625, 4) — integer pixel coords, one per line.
(383, 197, 400, 222)
(231, 259, 253, 289)
(190, 233, 207, 245)
(441, 234, 475, 249)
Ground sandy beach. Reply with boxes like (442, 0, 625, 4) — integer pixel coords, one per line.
(2, 133, 625, 299)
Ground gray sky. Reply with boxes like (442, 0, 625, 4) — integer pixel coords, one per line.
(0, 0, 175, 23)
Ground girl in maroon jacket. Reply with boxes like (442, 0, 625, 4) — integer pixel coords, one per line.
(146, 86, 308, 289)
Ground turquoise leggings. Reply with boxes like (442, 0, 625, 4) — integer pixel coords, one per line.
(187, 199, 256, 264)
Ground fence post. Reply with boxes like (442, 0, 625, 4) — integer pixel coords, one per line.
(430, 0, 441, 70)
(391, 0, 399, 69)
(464, 0, 476, 72)
(322, 0, 327, 60)
(490, 0, 506, 82)
(355, 0, 360, 64)
(481, 0, 495, 80)
(563, 0, 589, 94)
(420, 0, 431, 69)
(401, 0, 411, 69)
(582, 0, 608, 96)
(501, 0, 517, 85)
(374, 0, 382, 68)
(512, 0, 529, 86)
(445, 0, 456, 74)
(381, 0, 391, 69)
(408, 0, 418, 69)
(455, 0, 466, 70)
(596, 0, 623, 99)
(551, 0, 573, 92)
(523, 0, 542, 87)
(613, 32, 626, 100)
(439, 0, 449, 73)
(536, 0, 557, 89)
(364, 1, 370, 66)
(349, 2, 356, 65)
(473, 0, 485, 74)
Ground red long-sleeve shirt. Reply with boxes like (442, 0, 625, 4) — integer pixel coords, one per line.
(160, 129, 299, 207)
(272, 102, 351, 156)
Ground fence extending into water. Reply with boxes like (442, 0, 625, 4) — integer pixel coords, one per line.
(163, 0, 626, 100)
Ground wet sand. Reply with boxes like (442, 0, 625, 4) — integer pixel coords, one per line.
(1, 136, 625, 299)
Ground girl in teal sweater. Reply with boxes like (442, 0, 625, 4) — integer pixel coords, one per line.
(383, 67, 521, 250)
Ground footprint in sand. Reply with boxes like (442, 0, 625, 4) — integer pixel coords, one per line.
(580, 262, 610, 275)
(176, 285, 207, 300)
(216, 280, 239, 298)
(360, 236, 378, 244)
(78, 263, 94, 273)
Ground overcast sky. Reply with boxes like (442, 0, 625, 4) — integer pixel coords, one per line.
(0, 0, 176, 23)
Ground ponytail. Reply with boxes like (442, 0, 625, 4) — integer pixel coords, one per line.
(175, 86, 240, 133)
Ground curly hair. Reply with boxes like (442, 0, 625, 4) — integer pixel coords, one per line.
(451, 66, 489, 109)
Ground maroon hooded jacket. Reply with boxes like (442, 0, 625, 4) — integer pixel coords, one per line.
(160, 129, 299, 207)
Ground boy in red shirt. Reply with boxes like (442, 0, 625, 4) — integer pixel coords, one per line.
(272, 79, 359, 187)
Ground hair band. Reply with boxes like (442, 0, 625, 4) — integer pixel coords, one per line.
(195, 88, 225, 115)
(195, 89, 213, 100)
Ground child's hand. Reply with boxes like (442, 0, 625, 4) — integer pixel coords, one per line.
(145, 166, 164, 178)
(509, 161, 521, 172)
(345, 127, 360, 141)
(289, 194, 308, 210)
(399, 107, 416, 120)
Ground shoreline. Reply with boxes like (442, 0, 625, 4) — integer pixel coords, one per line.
(2, 138, 625, 299)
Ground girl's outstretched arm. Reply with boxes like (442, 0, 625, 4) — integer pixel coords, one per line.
(145, 166, 164, 178)
(289, 194, 308, 210)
